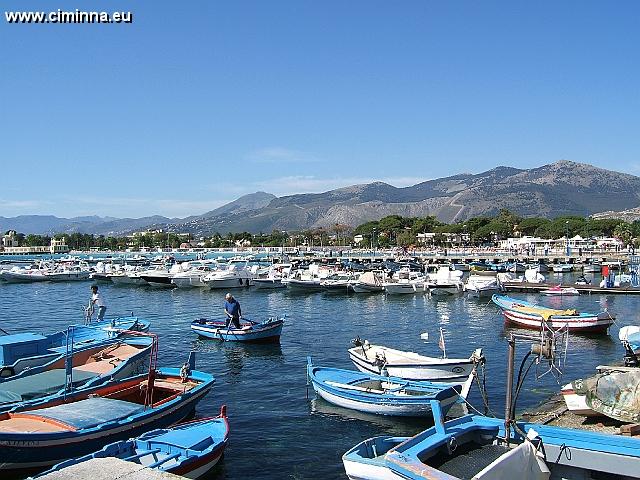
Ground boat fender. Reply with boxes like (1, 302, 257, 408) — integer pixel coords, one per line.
(0, 366, 15, 378)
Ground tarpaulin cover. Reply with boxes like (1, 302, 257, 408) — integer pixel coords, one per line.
(575, 370, 640, 423)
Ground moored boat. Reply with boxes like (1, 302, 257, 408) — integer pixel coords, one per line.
(540, 285, 580, 296)
(343, 402, 640, 480)
(191, 317, 284, 343)
(34, 406, 229, 479)
(0, 364, 214, 473)
(306, 357, 462, 417)
(352, 272, 385, 294)
(491, 294, 614, 333)
(348, 339, 483, 384)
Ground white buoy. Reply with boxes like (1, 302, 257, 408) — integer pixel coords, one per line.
(420, 332, 429, 341)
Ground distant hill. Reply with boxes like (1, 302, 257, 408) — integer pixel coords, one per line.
(166, 160, 640, 235)
(4, 161, 640, 236)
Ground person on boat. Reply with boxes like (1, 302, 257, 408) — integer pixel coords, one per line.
(90, 285, 107, 321)
(224, 293, 242, 329)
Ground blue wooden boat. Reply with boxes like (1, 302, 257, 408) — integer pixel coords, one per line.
(0, 334, 154, 412)
(343, 399, 640, 479)
(34, 406, 229, 479)
(0, 362, 214, 473)
(191, 316, 284, 343)
(307, 357, 461, 417)
(0, 317, 150, 381)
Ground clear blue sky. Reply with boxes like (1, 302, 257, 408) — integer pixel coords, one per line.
(1, 1, 638, 218)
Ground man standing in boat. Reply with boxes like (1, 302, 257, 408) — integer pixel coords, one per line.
(90, 285, 107, 321)
(224, 293, 242, 329)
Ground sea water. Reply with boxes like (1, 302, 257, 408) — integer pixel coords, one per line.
(0, 278, 635, 479)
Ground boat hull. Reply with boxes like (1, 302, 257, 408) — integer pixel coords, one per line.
(252, 279, 285, 289)
(352, 284, 384, 294)
(0, 370, 214, 472)
(191, 319, 284, 343)
(206, 277, 253, 289)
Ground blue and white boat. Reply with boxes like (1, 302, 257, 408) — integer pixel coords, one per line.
(343, 399, 640, 479)
(0, 363, 214, 473)
(34, 406, 229, 479)
(0, 334, 154, 412)
(0, 317, 151, 381)
(191, 317, 284, 343)
(307, 357, 461, 417)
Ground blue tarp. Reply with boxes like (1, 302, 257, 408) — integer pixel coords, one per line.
(28, 397, 144, 429)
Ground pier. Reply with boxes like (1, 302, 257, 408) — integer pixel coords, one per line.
(35, 457, 183, 480)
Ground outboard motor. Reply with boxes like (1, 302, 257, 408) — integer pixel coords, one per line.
(623, 341, 639, 368)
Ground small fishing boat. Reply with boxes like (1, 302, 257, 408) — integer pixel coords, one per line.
(540, 285, 580, 296)
(34, 406, 229, 479)
(191, 317, 284, 343)
(0, 361, 214, 473)
(348, 339, 483, 383)
(491, 294, 614, 333)
(306, 357, 461, 417)
(0, 318, 150, 380)
(0, 334, 154, 412)
(342, 401, 640, 480)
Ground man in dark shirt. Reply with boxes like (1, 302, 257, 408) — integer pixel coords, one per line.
(224, 293, 242, 329)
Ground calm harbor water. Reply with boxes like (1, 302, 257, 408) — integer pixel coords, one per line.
(0, 276, 637, 479)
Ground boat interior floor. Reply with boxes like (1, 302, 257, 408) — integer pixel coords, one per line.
(429, 442, 509, 480)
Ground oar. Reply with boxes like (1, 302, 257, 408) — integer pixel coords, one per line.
(0, 327, 9, 335)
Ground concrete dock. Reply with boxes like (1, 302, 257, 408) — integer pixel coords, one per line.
(501, 281, 640, 295)
(35, 457, 184, 480)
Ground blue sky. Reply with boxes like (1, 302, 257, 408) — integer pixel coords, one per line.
(1, 1, 638, 218)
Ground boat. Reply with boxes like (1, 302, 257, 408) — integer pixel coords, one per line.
(191, 317, 284, 343)
(0, 263, 51, 283)
(0, 334, 154, 412)
(0, 318, 150, 380)
(109, 269, 148, 286)
(203, 263, 253, 289)
(425, 267, 463, 296)
(44, 263, 92, 282)
(0, 361, 214, 473)
(171, 263, 218, 288)
(342, 401, 640, 480)
(306, 357, 462, 417)
(139, 264, 180, 288)
(253, 277, 286, 289)
(464, 274, 499, 298)
(34, 406, 229, 479)
(583, 261, 602, 273)
(491, 294, 614, 333)
(539, 285, 580, 296)
(253, 264, 288, 289)
(321, 273, 358, 293)
(382, 269, 427, 295)
(348, 339, 483, 383)
(352, 272, 385, 294)
(552, 263, 573, 273)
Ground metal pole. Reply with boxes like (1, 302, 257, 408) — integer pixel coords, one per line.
(504, 334, 516, 441)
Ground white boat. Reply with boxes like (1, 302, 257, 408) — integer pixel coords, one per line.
(44, 263, 92, 282)
(204, 263, 253, 289)
(253, 264, 289, 289)
(552, 263, 573, 273)
(352, 272, 385, 294)
(139, 264, 179, 288)
(425, 267, 463, 296)
(583, 262, 602, 273)
(382, 269, 427, 295)
(321, 273, 359, 293)
(109, 269, 147, 286)
(171, 263, 218, 288)
(464, 274, 499, 298)
(348, 339, 483, 383)
(0, 266, 49, 283)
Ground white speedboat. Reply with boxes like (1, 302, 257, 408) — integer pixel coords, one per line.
(0, 266, 49, 283)
(553, 263, 573, 273)
(204, 263, 253, 289)
(109, 269, 147, 286)
(464, 274, 499, 298)
(171, 263, 217, 288)
(352, 271, 385, 294)
(348, 339, 483, 383)
(321, 273, 359, 293)
(44, 263, 92, 282)
(540, 285, 580, 296)
(426, 267, 463, 296)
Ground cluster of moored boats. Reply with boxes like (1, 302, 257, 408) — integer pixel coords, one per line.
(326, 294, 640, 480)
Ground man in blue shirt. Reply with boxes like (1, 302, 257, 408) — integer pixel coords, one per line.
(224, 293, 242, 329)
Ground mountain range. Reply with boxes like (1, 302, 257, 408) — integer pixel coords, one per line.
(3, 161, 640, 236)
